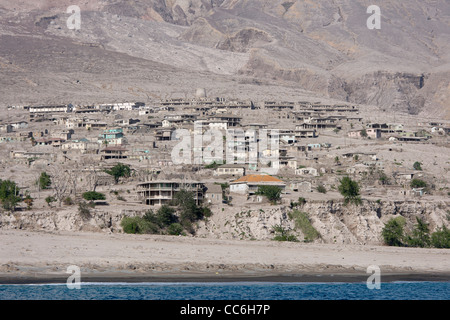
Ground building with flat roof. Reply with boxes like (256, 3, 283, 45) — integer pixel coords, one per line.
(136, 180, 206, 206)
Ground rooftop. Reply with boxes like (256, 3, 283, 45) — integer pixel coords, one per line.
(231, 174, 284, 184)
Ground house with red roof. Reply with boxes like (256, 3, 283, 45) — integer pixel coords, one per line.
(229, 174, 286, 195)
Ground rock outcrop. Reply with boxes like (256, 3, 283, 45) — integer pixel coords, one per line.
(1, 200, 448, 246)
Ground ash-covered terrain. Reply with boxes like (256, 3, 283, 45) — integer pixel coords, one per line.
(0, 0, 449, 118)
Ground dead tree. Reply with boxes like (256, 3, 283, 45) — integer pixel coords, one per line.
(48, 166, 70, 207)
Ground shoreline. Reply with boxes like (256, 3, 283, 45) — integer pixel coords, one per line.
(1, 271, 450, 285)
(1, 230, 449, 286)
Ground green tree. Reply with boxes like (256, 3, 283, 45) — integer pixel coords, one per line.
(379, 172, 390, 185)
(143, 209, 158, 224)
(382, 217, 406, 247)
(338, 176, 361, 205)
(410, 179, 427, 189)
(104, 163, 131, 183)
(45, 196, 56, 207)
(167, 223, 184, 236)
(413, 161, 422, 171)
(256, 185, 282, 204)
(155, 205, 177, 227)
(0, 179, 21, 211)
(431, 226, 450, 249)
(82, 191, 106, 201)
(38, 172, 51, 190)
(360, 128, 368, 138)
(174, 189, 203, 226)
(406, 217, 431, 248)
(121, 216, 140, 234)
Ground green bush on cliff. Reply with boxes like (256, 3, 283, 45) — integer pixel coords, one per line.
(405, 217, 431, 248)
(431, 226, 450, 249)
(289, 210, 320, 242)
(382, 216, 450, 249)
(120, 216, 159, 235)
(338, 176, 361, 205)
(272, 224, 298, 242)
(382, 217, 406, 247)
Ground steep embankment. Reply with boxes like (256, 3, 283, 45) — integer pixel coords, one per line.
(196, 200, 449, 245)
(1, 200, 448, 246)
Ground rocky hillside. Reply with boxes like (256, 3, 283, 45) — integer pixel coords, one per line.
(0, 0, 448, 118)
(1, 199, 448, 246)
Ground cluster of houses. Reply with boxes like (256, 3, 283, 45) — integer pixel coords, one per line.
(2, 92, 448, 208)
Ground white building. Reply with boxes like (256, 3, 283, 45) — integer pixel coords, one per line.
(295, 167, 319, 176)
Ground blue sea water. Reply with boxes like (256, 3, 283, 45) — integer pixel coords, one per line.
(0, 281, 449, 300)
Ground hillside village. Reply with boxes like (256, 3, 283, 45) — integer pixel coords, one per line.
(0, 89, 449, 244)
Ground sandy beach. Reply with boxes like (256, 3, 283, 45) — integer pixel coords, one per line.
(0, 229, 449, 284)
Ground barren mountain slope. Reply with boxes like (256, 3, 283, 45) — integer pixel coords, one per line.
(0, 0, 448, 117)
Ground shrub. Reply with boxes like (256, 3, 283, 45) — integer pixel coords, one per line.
(0, 179, 21, 211)
(360, 128, 368, 138)
(316, 185, 327, 194)
(167, 223, 184, 236)
(38, 172, 51, 190)
(431, 226, 450, 249)
(298, 197, 306, 206)
(156, 205, 177, 227)
(406, 217, 431, 248)
(272, 224, 298, 242)
(289, 210, 320, 242)
(120, 216, 159, 234)
(137, 218, 159, 234)
(82, 191, 106, 201)
(338, 176, 361, 205)
(256, 185, 282, 204)
(410, 179, 427, 189)
(381, 217, 406, 247)
(104, 163, 131, 183)
(143, 210, 158, 224)
(379, 172, 390, 185)
(204, 161, 220, 169)
(78, 201, 92, 221)
(63, 197, 74, 206)
(413, 161, 422, 171)
(121, 216, 140, 234)
(45, 196, 56, 207)
(202, 206, 212, 218)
